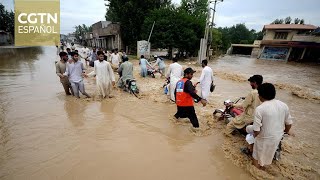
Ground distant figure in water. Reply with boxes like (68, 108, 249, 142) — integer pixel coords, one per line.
(110, 49, 121, 71)
(195, 59, 214, 101)
(64, 52, 91, 98)
(66, 48, 72, 60)
(139, 55, 152, 77)
(55, 52, 73, 96)
(70, 42, 76, 52)
(166, 58, 183, 102)
(152, 55, 166, 77)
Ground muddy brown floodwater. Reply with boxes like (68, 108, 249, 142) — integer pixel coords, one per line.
(0, 47, 319, 180)
(0, 47, 250, 180)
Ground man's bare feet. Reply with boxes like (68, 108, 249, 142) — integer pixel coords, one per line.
(252, 159, 265, 170)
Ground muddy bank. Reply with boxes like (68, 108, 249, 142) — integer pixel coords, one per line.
(211, 55, 320, 103)
(274, 83, 320, 103)
(214, 69, 320, 103)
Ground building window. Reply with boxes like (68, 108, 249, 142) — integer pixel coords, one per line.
(274, 32, 288, 40)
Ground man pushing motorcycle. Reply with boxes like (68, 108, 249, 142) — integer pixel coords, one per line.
(225, 75, 263, 136)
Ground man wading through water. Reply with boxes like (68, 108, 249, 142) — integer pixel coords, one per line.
(55, 52, 73, 96)
(174, 68, 207, 132)
(87, 51, 115, 99)
(64, 52, 91, 99)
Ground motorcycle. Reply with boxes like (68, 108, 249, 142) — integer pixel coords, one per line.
(213, 97, 245, 124)
(147, 65, 163, 78)
(124, 79, 139, 98)
(215, 97, 284, 161)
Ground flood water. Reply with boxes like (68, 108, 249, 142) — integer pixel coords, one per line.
(0, 47, 319, 180)
(206, 56, 320, 179)
(0, 47, 250, 179)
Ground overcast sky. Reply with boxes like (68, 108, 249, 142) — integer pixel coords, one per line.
(2, 0, 320, 34)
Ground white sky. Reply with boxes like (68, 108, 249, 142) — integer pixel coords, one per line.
(1, 0, 320, 34)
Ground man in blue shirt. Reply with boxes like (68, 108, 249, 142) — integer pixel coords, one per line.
(139, 55, 152, 77)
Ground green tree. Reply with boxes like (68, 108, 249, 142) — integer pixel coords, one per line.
(0, 3, 14, 37)
(179, 0, 207, 20)
(74, 24, 92, 44)
(217, 24, 260, 52)
(141, 0, 208, 57)
(272, 17, 305, 25)
(228, 24, 253, 44)
(272, 19, 284, 24)
(142, 6, 205, 56)
(254, 31, 264, 40)
(284, 16, 292, 24)
(210, 28, 222, 50)
(105, 0, 171, 49)
(217, 27, 230, 51)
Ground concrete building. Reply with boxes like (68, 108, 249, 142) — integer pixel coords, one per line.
(258, 24, 320, 62)
(67, 33, 76, 43)
(228, 40, 261, 57)
(60, 34, 67, 43)
(83, 21, 123, 50)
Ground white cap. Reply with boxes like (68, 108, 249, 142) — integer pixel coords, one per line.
(154, 55, 158, 58)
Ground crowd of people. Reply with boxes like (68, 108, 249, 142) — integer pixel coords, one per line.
(55, 44, 294, 170)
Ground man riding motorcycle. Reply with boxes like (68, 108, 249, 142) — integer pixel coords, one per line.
(118, 56, 134, 88)
(225, 75, 263, 136)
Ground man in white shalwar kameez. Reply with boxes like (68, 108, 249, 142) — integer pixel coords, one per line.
(166, 58, 183, 102)
(110, 49, 121, 71)
(88, 51, 115, 98)
(246, 83, 293, 169)
(196, 59, 214, 100)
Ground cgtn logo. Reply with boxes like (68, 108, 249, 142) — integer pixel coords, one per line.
(17, 13, 58, 34)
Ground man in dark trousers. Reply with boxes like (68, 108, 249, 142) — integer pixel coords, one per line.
(174, 68, 207, 130)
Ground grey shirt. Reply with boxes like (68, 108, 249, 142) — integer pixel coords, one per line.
(64, 60, 86, 83)
(118, 61, 133, 82)
(55, 60, 69, 83)
(153, 58, 166, 69)
(89, 50, 98, 61)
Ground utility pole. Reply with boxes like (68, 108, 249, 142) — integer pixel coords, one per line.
(198, 0, 223, 64)
(209, 0, 223, 58)
(198, 3, 211, 64)
(146, 21, 155, 59)
(148, 21, 155, 43)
